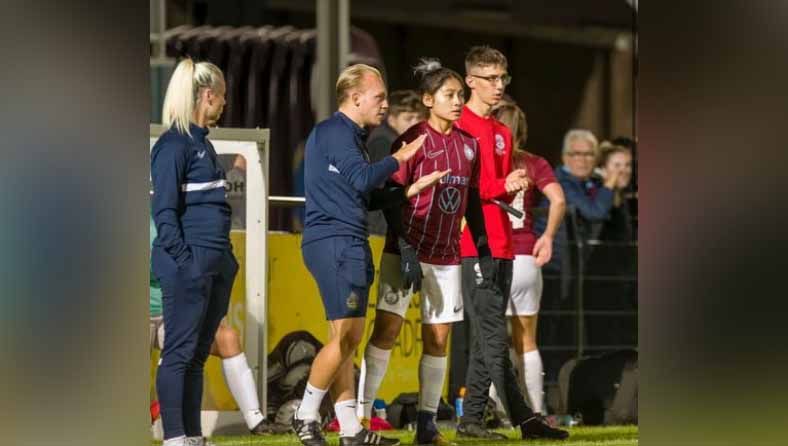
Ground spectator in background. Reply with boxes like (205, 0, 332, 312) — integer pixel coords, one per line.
(366, 90, 428, 235)
(366, 90, 427, 161)
(585, 142, 637, 316)
(611, 136, 637, 192)
(596, 142, 634, 242)
(534, 129, 620, 280)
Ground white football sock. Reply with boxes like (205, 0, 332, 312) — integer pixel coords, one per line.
(221, 353, 265, 430)
(335, 399, 363, 437)
(357, 343, 391, 419)
(295, 382, 327, 422)
(523, 350, 545, 414)
(417, 354, 447, 413)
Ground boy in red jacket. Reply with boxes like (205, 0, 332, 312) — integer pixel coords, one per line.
(455, 46, 568, 441)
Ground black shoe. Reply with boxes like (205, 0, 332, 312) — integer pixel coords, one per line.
(456, 422, 507, 440)
(521, 415, 569, 440)
(292, 416, 327, 446)
(414, 410, 454, 445)
(339, 427, 400, 446)
(251, 418, 291, 435)
(414, 429, 454, 446)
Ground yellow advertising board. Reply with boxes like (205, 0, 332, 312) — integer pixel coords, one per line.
(151, 231, 446, 410)
(267, 232, 440, 403)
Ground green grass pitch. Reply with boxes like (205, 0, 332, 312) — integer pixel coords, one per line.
(152, 425, 638, 445)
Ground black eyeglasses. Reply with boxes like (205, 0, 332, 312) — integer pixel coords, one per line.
(470, 73, 512, 86)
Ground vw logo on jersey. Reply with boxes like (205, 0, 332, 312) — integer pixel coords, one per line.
(464, 144, 475, 161)
(494, 133, 506, 155)
(438, 186, 462, 214)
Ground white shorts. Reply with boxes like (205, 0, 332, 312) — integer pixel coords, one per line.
(506, 255, 543, 316)
(150, 315, 165, 351)
(376, 252, 464, 324)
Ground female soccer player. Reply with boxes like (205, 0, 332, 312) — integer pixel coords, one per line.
(150, 58, 238, 446)
(357, 59, 497, 446)
(493, 103, 566, 416)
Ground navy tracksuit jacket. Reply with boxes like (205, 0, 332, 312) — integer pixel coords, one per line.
(301, 112, 400, 319)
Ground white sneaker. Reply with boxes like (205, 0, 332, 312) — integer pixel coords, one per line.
(162, 437, 186, 446)
(185, 437, 215, 446)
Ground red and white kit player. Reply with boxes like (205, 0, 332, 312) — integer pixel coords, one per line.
(357, 59, 496, 446)
(496, 101, 566, 417)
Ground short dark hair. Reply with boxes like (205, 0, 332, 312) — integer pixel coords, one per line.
(465, 45, 508, 73)
(387, 90, 427, 118)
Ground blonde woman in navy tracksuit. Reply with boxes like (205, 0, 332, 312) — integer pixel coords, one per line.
(150, 58, 237, 446)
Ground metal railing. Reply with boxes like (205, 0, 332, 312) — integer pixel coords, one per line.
(537, 205, 637, 388)
(269, 196, 306, 207)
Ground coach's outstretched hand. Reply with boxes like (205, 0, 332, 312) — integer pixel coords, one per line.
(398, 238, 423, 292)
(391, 134, 428, 164)
(406, 169, 451, 198)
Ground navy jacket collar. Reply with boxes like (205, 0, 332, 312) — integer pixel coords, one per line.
(335, 111, 368, 139)
(189, 123, 210, 141)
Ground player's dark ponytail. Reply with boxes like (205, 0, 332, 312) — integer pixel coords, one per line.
(412, 58, 464, 96)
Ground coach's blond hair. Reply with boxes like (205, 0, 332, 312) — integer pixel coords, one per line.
(162, 58, 224, 137)
(336, 64, 383, 106)
(562, 129, 599, 157)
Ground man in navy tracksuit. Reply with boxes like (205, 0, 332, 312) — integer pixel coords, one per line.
(151, 65, 239, 446)
(292, 64, 433, 446)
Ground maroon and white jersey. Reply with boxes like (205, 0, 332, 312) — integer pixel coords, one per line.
(383, 121, 480, 265)
(510, 152, 557, 256)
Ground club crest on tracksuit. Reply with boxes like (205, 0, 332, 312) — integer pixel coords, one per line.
(384, 291, 400, 305)
(464, 144, 475, 161)
(346, 292, 360, 310)
(494, 133, 506, 155)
